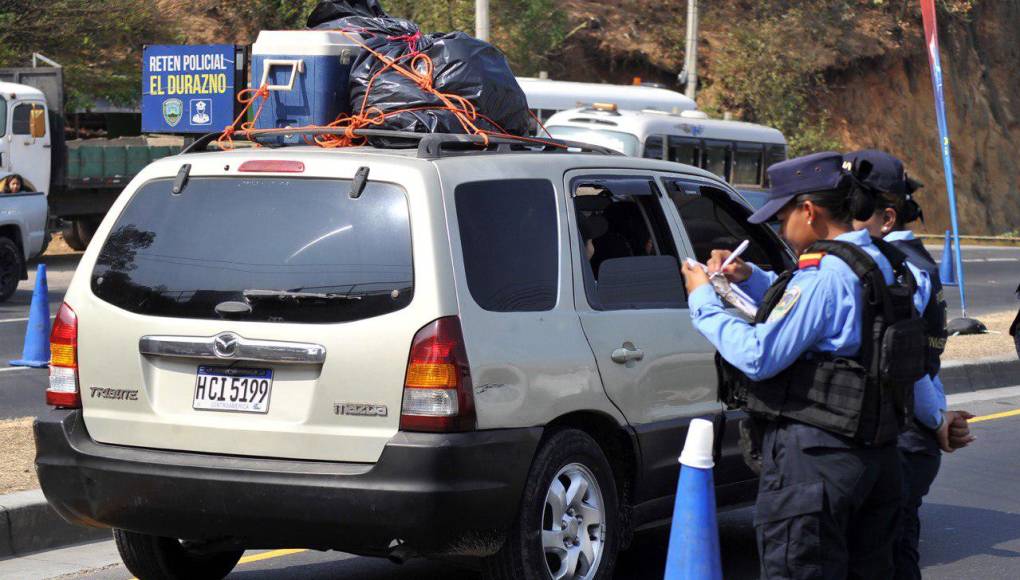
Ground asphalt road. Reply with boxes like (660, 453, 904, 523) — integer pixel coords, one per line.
(1, 246, 1017, 421)
(3, 385, 1018, 579)
(938, 244, 1020, 318)
(0, 253, 77, 420)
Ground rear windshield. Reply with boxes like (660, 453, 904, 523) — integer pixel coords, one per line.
(91, 177, 413, 323)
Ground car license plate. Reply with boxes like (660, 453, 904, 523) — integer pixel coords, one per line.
(193, 366, 273, 413)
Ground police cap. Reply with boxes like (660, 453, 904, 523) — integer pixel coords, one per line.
(748, 151, 847, 224)
(843, 149, 923, 195)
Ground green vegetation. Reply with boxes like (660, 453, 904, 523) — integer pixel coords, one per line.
(0, 0, 176, 112)
(385, 0, 567, 75)
(222, 0, 320, 41)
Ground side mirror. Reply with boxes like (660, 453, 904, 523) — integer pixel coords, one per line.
(30, 107, 46, 139)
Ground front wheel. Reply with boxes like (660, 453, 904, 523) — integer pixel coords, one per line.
(0, 237, 23, 302)
(113, 529, 244, 580)
(484, 429, 619, 580)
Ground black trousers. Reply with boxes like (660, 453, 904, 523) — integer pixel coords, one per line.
(894, 440, 941, 579)
(755, 421, 902, 580)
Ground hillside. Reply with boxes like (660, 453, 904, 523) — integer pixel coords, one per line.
(3, 0, 1012, 234)
(165, 0, 1020, 235)
(551, 1, 1017, 235)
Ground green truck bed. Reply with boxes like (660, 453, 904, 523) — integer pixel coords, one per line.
(65, 137, 184, 188)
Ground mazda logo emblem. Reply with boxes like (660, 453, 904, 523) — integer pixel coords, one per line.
(213, 333, 239, 358)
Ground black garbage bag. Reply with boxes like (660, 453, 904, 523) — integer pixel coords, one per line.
(307, 0, 387, 28)
(306, 1, 531, 145)
(348, 31, 531, 144)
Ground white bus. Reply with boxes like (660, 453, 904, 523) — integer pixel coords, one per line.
(517, 77, 696, 123)
(544, 106, 787, 204)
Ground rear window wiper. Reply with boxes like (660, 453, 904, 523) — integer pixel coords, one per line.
(243, 289, 362, 302)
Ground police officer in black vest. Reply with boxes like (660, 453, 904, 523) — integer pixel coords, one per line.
(682, 152, 928, 578)
(848, 149, 976, 578)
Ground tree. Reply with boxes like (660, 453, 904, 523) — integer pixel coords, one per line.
(0, 0, 178, 112)
(383, 0, 567, 76)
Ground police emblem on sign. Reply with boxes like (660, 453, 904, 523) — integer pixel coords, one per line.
(162, 98, 183, 127)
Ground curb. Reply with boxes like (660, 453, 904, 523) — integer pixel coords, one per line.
(2, 356, 1019, 559)
(0, 490, 108, 558)
(940, 355, 1020, 395)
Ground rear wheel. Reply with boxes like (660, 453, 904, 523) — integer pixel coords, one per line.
(113, 529, 244, 580)
(0, 237, 23, 303)
(60, 221, 86, 251)
(484, 429, 619, 580)
(74, 217, 100, 248)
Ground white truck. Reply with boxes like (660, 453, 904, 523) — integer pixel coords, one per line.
(0, 80, 50, 301)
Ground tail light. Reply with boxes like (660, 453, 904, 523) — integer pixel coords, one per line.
(47, 303, 80, 408)
(400, 316, 475, 432)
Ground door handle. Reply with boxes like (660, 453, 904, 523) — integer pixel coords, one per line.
(611, 342, 644, 364)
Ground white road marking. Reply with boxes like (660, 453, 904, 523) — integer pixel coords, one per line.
(0, 314, 58, 324)
(0, 365, 41, 373)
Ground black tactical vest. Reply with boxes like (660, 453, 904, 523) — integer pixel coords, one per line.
(717, 239, 927, 447)
(890, 237, 948, 378)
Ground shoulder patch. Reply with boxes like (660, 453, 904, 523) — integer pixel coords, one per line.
(799, 252, 826, 270)
(767, 286, 802, 322)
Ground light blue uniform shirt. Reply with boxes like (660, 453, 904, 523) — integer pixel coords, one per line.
(689, 229, 894, 382)
(885, 229, 946, 430)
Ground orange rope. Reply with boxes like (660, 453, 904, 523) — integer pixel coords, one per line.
(217, 85, 270, 150)
(216, 28, 567, 151)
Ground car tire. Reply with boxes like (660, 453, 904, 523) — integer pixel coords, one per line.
(113, 528, 244, 580)
(74, 217, 100, 249)
(484, 428, 619, 580)
(0, 237, 23, 303)
(61, 222, 86, 252)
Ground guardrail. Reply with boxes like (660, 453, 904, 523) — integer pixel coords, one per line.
(918, 234, 1020, 248)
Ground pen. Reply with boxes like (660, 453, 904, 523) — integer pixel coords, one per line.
(719, 240, 750, 272)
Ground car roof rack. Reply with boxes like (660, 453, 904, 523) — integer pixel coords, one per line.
(181, 128, 623, 159)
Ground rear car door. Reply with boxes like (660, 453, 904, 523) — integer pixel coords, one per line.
(565, 170, 720, 507)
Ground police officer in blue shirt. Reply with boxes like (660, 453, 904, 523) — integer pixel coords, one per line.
(681, 151, 926, 579)
(847, 149, 975, 579)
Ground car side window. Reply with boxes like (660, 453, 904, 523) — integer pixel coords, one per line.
(455, 179, 558, 312)
(0, 97, 7, 137)
(665, 178, 790, 273)
(572, 176, 686, 310)
(11, 103, 33, 135)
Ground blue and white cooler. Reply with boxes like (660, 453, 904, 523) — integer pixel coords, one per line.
(251, 31, 361, 144)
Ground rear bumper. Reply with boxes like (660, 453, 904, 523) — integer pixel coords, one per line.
(35, 410, 542, 557)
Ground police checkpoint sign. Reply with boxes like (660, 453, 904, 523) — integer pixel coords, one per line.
(142, 44, 242, 134)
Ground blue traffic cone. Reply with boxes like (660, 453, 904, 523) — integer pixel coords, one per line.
(940, 230, 957, 287)
(10, 263, 51, 367)
(664, 418, 723, 580)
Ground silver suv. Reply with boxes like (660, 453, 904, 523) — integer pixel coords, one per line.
(35, 131, 793, 580)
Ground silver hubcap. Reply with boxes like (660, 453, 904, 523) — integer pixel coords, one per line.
(542, 463, 605, 580)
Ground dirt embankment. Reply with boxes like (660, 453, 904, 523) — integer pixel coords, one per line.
(823, 1, 1020, 236)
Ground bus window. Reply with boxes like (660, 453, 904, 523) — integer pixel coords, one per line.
(763, 145, 787, 186)
(644, 136, 665, 160)
(702, 142, 731, 180)
(733, 145, 764, 186)
(668, 136, 699, 166)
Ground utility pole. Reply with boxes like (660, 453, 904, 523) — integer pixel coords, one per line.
(475, 0, 490, 42)
(683, 0, 699, 101)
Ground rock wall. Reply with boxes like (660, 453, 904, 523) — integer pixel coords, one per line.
(824, 1, 1020, 235)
